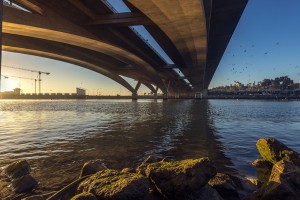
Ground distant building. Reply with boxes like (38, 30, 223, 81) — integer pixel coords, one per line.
(233, 81, 243, 88)
(13, 88, 21, 95)
(76, 87, 86, 96)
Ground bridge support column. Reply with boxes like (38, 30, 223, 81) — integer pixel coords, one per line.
(153, 86, 159, 99)
(163, 93, 168, 100)
(194, 89, 207, 99)
(132, 80, 141, 100)
(132, 92, 138, 100)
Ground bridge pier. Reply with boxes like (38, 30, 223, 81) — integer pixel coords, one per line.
(132, 80, 142, 100)
(163, 93, 168, 100)
(194, 89, 207, 99)
(132, 92, 138, 100)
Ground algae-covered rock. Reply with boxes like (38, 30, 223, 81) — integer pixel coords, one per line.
(136, 155, 164, 176)
(77, 169, 150, 200)
(256, 138, 300, 165)
(47, 176, 90, 200)
(22, 195, 44, 200)
(22, 192, 56, 200)
(121, 168, 135, 173)
(252, 158, 273, 169)
(145, 157, 216, 199)
(256, 167, 272, 185)
(71, 192, 97, 200)
(185, 185, 224, 200)
(2, 160, 31, 180)
(12, 174, 38, 193)
(208, 173, 239, 200)
(79, 160, 107, 178)
(249, 160, 300, 200)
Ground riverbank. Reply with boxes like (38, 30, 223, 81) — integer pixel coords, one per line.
(1, 138, 299, 199)
(1, 94, 300, 100)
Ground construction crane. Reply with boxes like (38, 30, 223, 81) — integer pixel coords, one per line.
(1, 74, 38, 94)
(2, 65, 50, 94)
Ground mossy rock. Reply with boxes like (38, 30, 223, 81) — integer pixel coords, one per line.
(249, 160, 300, 199)
(136, 155, 164, 176)
(252, 158, 273, 169)
(256, 138, 300, 165)
(79, 160, 107, 178)
(185, 185, 224, 200)
(77, 169, 150, 200)
(12, 174, 38, 193)
(2, 160, 31, 180)
(71, 192, 97, 200)
(208, 173, 239, 199)
(145, 157, 216, 199)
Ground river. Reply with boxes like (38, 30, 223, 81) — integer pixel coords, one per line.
(0, 99, 300, 195)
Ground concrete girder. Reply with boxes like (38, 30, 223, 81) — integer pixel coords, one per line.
(142, 82, 156, 94)
(2, 33, 136, 93)
(3, 45, 136, 94)
(3, 5, 168, 94)
(11, 0, 44, 15)
(67, 0, 96, 20)
(134, 81, 142, 93)
(127, 0, 207, 91)
(88, 12, 153, 27)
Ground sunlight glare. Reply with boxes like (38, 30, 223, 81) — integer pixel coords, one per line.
(2, 79, 18, 92)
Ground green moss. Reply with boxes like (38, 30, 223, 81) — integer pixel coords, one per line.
(257, 139, 278, 164)
(78, 169, 149, 199)
(146, 158, 210, 176)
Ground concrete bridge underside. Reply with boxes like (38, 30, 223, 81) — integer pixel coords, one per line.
(2, 0, 248, 98)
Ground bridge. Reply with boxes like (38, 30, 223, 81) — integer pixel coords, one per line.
(1, 0, 248, 98)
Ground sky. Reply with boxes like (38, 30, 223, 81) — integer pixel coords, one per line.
(1, 0, 300, 94)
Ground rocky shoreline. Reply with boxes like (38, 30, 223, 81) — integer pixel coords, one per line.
(1, 138, 300, 200)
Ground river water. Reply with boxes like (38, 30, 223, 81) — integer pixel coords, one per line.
(0, 99, 300, 194)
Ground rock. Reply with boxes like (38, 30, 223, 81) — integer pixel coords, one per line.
(256, 167, 272, 185)
(252, 158, 273, 185)
(22, 196, 44, 200)
(136, 155, 164, 176)
(208, 173, 240, 199)
(256, 138, 300, 165)
(77, 169, 150, 200)
(2, 160, 31, 180)
(252, 158, 273, 168)
(79, 160, 107, 178)
(249, 160, 300, 199)
(185, 185, 224, 200)
(71, 192, 97, 200)
(22, 192, 56, 200)
(11, 174, 38, 193)
(245, 177, 261, 188)
(145, 157, 216, 199)
(143, 185, 165, 200)
(230, 175, 257, 192)
(47, 176, 90, 200)
(121, 168, 135, 173)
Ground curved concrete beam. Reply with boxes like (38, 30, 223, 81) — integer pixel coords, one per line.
(3, 45, 136, 93)
(127, 0, 207, 90)
(3, 6, 168, 93)
(142, 82, 156, 94)
(11, 0, 44, 15)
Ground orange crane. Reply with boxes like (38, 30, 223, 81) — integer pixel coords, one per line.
(2, 65, 50, 94)
(2, 74, 38, 94)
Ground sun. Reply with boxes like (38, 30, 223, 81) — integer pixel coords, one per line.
(3, 79, 18, 92)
